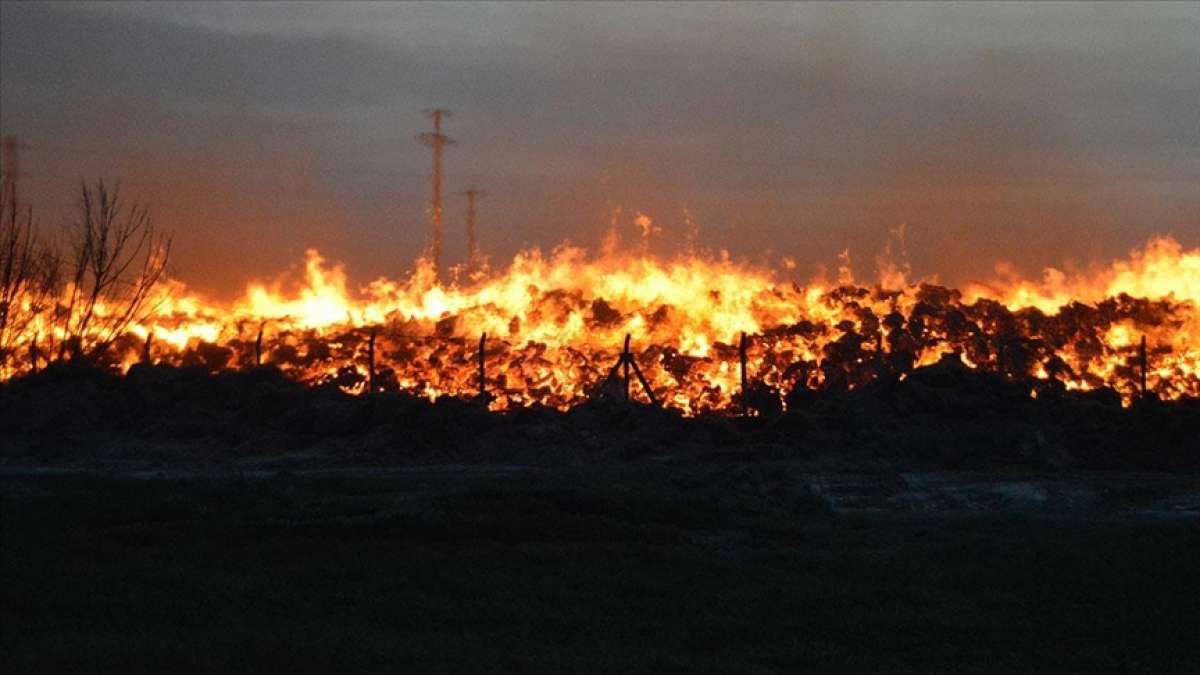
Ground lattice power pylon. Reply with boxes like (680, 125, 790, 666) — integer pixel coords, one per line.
(459, 186, 486, 272)
(416, 109, 455, 282)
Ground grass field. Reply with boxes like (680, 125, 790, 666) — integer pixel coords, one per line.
(3, 465, 1198, 674)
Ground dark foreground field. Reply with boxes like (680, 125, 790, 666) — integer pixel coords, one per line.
(3, 464, 1199, 674)
(2, 363, 1199, 672)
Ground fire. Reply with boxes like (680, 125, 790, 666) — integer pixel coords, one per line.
(963, 236, 1200, 311)
(2, 233, 1198, 413)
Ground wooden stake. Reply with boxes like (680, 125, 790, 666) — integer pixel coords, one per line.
(597, 334, 659, 407)
(626, 351, 660, 408)
(254, 323, 264, 366)
(739, 332, 749, 416)
(623, 334, 632, 401)
(142, 332, 153, 364)
(367, 328, 377, 395)
(478, 332, 487, 398)
(1139, 335, 1148, 397)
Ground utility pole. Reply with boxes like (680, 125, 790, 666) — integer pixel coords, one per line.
(416, 109, 455, 283)
(459, 186, 486, 272)
(2, 135, 19, 210)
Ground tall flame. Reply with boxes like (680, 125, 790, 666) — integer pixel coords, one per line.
(3, 232, 1198, 412)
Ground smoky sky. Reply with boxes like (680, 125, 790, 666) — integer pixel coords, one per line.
(2, 1, 1198, 296)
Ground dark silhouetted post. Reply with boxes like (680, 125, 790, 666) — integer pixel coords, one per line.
(254, 323, 264, 366)
(599, 334, 660, 406)
(622, 334, 632, 400)
(367, 328, 377, 395)
(142, 332, 153, 364)
(478, 332, 486, 398)
(739, 332, 749, 416)
(625, 335, 660, 407)
(1139, 335, 1148, 397)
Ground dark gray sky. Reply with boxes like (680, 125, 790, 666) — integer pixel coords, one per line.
(2, 1, 1197, 296)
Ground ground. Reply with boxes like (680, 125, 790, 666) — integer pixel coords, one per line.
(3, 462, 1198, 674)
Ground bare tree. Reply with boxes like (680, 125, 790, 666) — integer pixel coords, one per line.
(0, 182, 57, 371)
(56, 180, 171, 362)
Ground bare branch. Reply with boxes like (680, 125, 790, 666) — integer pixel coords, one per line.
(54, 179, 172, 362)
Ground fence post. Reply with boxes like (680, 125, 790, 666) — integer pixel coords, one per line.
(367, 328, 377, 395)
(254, 323, 264, 366)
(1139, 335, 1148, 398)
(739, 332, 749, 416)
(597, 333, 660, 407)
(478, 332, 487, 398)
(623, 334, 631, 401)
(142, 332, 153, 364)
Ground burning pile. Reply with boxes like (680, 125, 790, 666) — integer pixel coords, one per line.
(2, 232, 1198, 413)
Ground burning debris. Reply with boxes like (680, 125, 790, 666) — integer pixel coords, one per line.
(1, 178, 1198, 470)
(1, 182, 1198, 415)
(3, 354, 1198, 471)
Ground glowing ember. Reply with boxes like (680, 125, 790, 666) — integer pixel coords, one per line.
(2, 235, 1197, 412)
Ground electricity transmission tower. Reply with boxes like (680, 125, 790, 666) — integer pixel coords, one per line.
(459, 186, 486, 271)
(416, 109, 455, 282)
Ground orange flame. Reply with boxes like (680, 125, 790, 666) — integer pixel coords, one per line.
(3, 234, 1198, 412)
